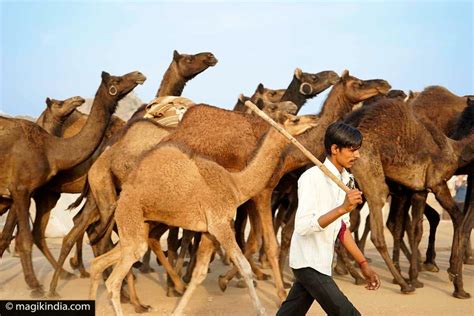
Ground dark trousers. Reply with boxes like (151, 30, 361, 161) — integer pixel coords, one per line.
(276, 267, 360, 316)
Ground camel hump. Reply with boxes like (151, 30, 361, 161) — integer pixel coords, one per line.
(144, 96, 195, 127)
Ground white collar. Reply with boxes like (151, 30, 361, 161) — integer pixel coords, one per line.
(323, 157, 350, 182)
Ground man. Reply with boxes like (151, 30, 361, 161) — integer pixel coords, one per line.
(277, 122, 380, 316)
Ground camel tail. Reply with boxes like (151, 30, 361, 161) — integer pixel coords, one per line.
(67, 180, 90, 211)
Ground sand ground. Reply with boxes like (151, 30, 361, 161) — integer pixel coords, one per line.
(1, 220, 473, 315)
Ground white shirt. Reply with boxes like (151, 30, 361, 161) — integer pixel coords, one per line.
(289, 158, 351, 276)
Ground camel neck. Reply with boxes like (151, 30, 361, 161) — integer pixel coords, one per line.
(156, 63, 186, 97)
(47, 85, 113, 171)
(232, 128, 289, 203)
(277, 84, 356, 179)
(37, 111, 65, 136)
(280, 77, 309, 112)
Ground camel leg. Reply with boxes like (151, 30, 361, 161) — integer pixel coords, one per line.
(172, 233, 215, 316)
(407, 191, 427, 288)
(148, 224, 186, 295)
(126, 270, 152, 313)
(353, 156, 414, 294)
(89, 243, 122, 301)
(32, 190, 75, 279)
(182, 233, 201, 284)
(0, 209, 17, 257)
(175, 229, 194, 276)
(387, 190, 410, 274)
(13, 190, 45, 297)
(358, 215, 370, 254)
(69, 231, 90, 278)
(166, 227, 180, 296)
(279, 193, 298, 287)
(423, 205, 440, 272)
(433, 182, 471, 298)
(462, 176, 473, 265)
(212, 225, 266, 315)
(235, 203, 248, 249)
(48, 198, 98, 297)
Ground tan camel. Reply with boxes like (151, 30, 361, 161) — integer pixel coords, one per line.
(88, 111, 318, 316)
(0, 70, 145, 297)
(345, 97, 474, 297)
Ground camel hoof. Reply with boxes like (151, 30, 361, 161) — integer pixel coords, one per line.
(59, 270, 77, 280)
(30, 287, 45, 298)
(255, 273, 270, 281)
(134, 304, 152, 313)
(354, 277, 366, 285)
(69, 257, 80, 270)
(334, 265, 348, 275)
(283, 281, 292, 289)
(463, 257, 474, 265)
(410, 279, 424, 288)
(401, 284, 416, 294)
(422, 262, 440, 272)
(139, 265, 155, 274)
(453, 291, 471, 299)
(48, 290, 61, 299)
(120, 290, 130, 303)
(218, 275, 228, 292)
(166, 287, 182, 297)
(236, 279, 257, 289)
(79, 270, 90, 278)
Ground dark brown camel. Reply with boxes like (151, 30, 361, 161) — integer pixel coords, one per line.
(233, 83, 286, 112)
(216, 71, 391, 300)
(345, 97, 474, 298)
(0, 70, 145, 297)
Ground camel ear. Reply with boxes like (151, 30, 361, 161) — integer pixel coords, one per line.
(173, 50, 181, 61)
(256, 99, 265, 109)
(238, 94, 246, 102)
(294, 68, 303, 80)
(256, 83, 264, 93)
(101, 71, 111, 81)
(341, 69, 349, 80)
(45, 97, 52, 108)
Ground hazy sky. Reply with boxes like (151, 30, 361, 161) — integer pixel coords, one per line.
(1, 0, 472, 117)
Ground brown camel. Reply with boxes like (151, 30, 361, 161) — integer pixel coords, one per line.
(36, 96, 86, 135)
(129, 50, 218, 120)
(0, 70, 145, 297)
(353, 86, 471, 283)
(88, 111, 318, 316)
(345, 97, 474, 297)
(233, 83, 286, 112)
(16, 50, 216, 281)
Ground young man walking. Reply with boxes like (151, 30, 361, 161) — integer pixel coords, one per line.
(277, 122, 380, 316)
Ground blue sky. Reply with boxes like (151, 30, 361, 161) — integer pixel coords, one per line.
(1, 0, 472, 117)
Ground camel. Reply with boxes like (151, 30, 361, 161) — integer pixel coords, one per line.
(344, 97, 474, 297)
(88, 111, 318, 316)
(130, 50, 218, 120)
(46, 97, 304, 299)
(352, 87, 471, 282)
(36, 97, 86, 135)
(0, 70, 145, 297)
(167, 71, 390, 300)
(233, 83, 286, 112)
(10, 50, 216, 282)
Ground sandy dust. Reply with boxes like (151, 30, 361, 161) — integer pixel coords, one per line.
(1, 220, 473, 315)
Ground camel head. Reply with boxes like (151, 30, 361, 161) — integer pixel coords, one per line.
(362, 89, 407, 107)
(45, 96, 85, 120)
(100, 71, 146, 106)
(337, 69, 391, 104)
(144, 96, 194, 126)
(173, 50, 218, 79)
(251, 83, 286, 103)
(277, 112, 319, 137)
(257, 100, 298, 117)
(294, 68, 340, 98)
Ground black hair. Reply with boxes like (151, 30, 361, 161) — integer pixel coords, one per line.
(324, 121, 363, 156)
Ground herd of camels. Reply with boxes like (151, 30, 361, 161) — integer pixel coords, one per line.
(0, 50, 472, 315)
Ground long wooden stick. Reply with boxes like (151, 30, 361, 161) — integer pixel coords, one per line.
(245, 100, 350, 193)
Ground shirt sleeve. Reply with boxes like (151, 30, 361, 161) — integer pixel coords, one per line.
(294, 170, 326, 235)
